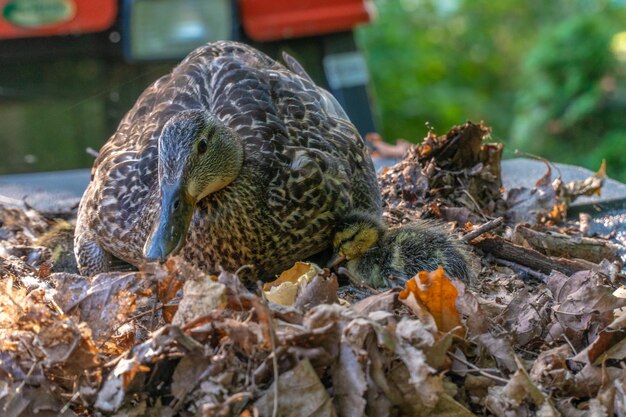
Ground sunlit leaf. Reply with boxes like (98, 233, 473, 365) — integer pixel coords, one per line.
(399, 266, 465, 336)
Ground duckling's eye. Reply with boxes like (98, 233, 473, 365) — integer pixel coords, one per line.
(198, 139, 208, 155)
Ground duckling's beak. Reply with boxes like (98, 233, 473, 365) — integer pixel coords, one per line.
(143, 181, 195, 262)
(327, 253, 347, 269)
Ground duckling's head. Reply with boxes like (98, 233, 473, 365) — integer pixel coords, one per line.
(332, 212, 385, 260)
(143, 110, 244, 262)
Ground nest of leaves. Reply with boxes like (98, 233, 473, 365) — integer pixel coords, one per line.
(2, 121, 626, 417)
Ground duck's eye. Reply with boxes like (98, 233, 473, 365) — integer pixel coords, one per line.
(198, 139, 208, 154)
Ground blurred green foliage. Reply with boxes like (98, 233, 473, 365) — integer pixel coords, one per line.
(0, 59, 168, 174)
(356, 0, 626, 180)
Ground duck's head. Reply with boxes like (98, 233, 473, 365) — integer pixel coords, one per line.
(332, 212, 385, 261)
(143, 110, 244, 262)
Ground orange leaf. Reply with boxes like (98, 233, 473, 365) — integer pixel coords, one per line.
(155, 259, 187, 323)
(122, 362, 151, 389)
(399, 266, 465, 336)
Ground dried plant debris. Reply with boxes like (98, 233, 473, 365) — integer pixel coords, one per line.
(379, 121, 505, 225)
(2, 121, 626, 416)
(505, 159, 605, 226)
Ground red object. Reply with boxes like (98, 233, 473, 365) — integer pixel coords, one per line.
(0, 0, 116, 39)
(241, 0, 372, 42)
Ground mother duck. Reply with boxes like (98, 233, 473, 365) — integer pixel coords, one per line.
(75, 41, 382, 278)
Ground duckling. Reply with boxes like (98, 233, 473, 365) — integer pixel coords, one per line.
(37, 220, 78, 273)
(333, 217, 471, 287)
(74, 41, 382, 278)
(332, 211, 386, 261)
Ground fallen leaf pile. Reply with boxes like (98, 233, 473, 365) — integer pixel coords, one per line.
(378, 122, 506, 226)
(1, 122, 626, 416)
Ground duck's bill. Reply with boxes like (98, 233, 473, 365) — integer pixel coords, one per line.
(143, 183, 194, 262)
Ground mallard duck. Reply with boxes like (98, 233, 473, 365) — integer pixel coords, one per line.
(333, 217, 471, 287)
(74, 41, 382, 278)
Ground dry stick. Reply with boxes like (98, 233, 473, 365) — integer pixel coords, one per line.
(60, 391, 80, 414)
(462, 217, 504, 243)
(461, 189, 489, 221)
(473, 235, 601, 277)
(258, 283, 279, 417)
(561, 333, 578, 355)
(4, 361, 37, 412)
(447, 351, 509, 384)
(494, 258, 549, 281)
(149, 280, 160, 331)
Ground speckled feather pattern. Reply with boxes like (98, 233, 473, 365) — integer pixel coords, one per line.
(75, 41, 382, 278)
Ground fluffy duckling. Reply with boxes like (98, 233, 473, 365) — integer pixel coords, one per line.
(333, 215, 471, 287)
(37, 220, 78, 273)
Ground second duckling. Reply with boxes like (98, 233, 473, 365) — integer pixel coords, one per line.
(333, 214, 471, 287)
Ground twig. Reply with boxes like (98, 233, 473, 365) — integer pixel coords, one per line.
(4, 361, 37, 412)
(60, 391, 80, 414)
(494, 258, 549, 281)
(448, 351, 509, 384)
(150, 281, 159, 330)
(258, 283, 279, 417)
(462, 217, 504, 242)
(461, 189, 488, 221)
(561, 333, 578, 355)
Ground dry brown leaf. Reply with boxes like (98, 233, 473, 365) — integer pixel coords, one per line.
(505, 162, 561, 225)
(430, 393, 478, 417)
(171, 278, 226, 326)
(330, 344, 367, 417)
(95, 325, 203, 413)
(592, 336, 626, 364)
(60, 272, 149, 343)
(155, 258, 186, 322)
(573, 329, 616, 364)
(351, 289, 398, 316)
(501, 287, 552, 346)
(170, 354, 212, 401)
(485, 365, 559, 416)
(562, 160, 606, 202)
(263, 262, 321, 306)
(399, 266, 464, 335)
(477, 333, 518, 373)
(529, 345, 573, 390)
(254, 359, 337, 417)
(263, 261, 320, 291)
(294, 272, 339, 311)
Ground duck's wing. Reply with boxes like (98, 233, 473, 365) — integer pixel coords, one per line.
(281, 51, 314, 83)
(281, 51, 350, 122)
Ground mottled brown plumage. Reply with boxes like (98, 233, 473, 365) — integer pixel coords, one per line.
(75, 41, 382, 278)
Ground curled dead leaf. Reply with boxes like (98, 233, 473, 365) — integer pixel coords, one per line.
(263, 262, 322, 306)
(399, 266, 465, 336)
